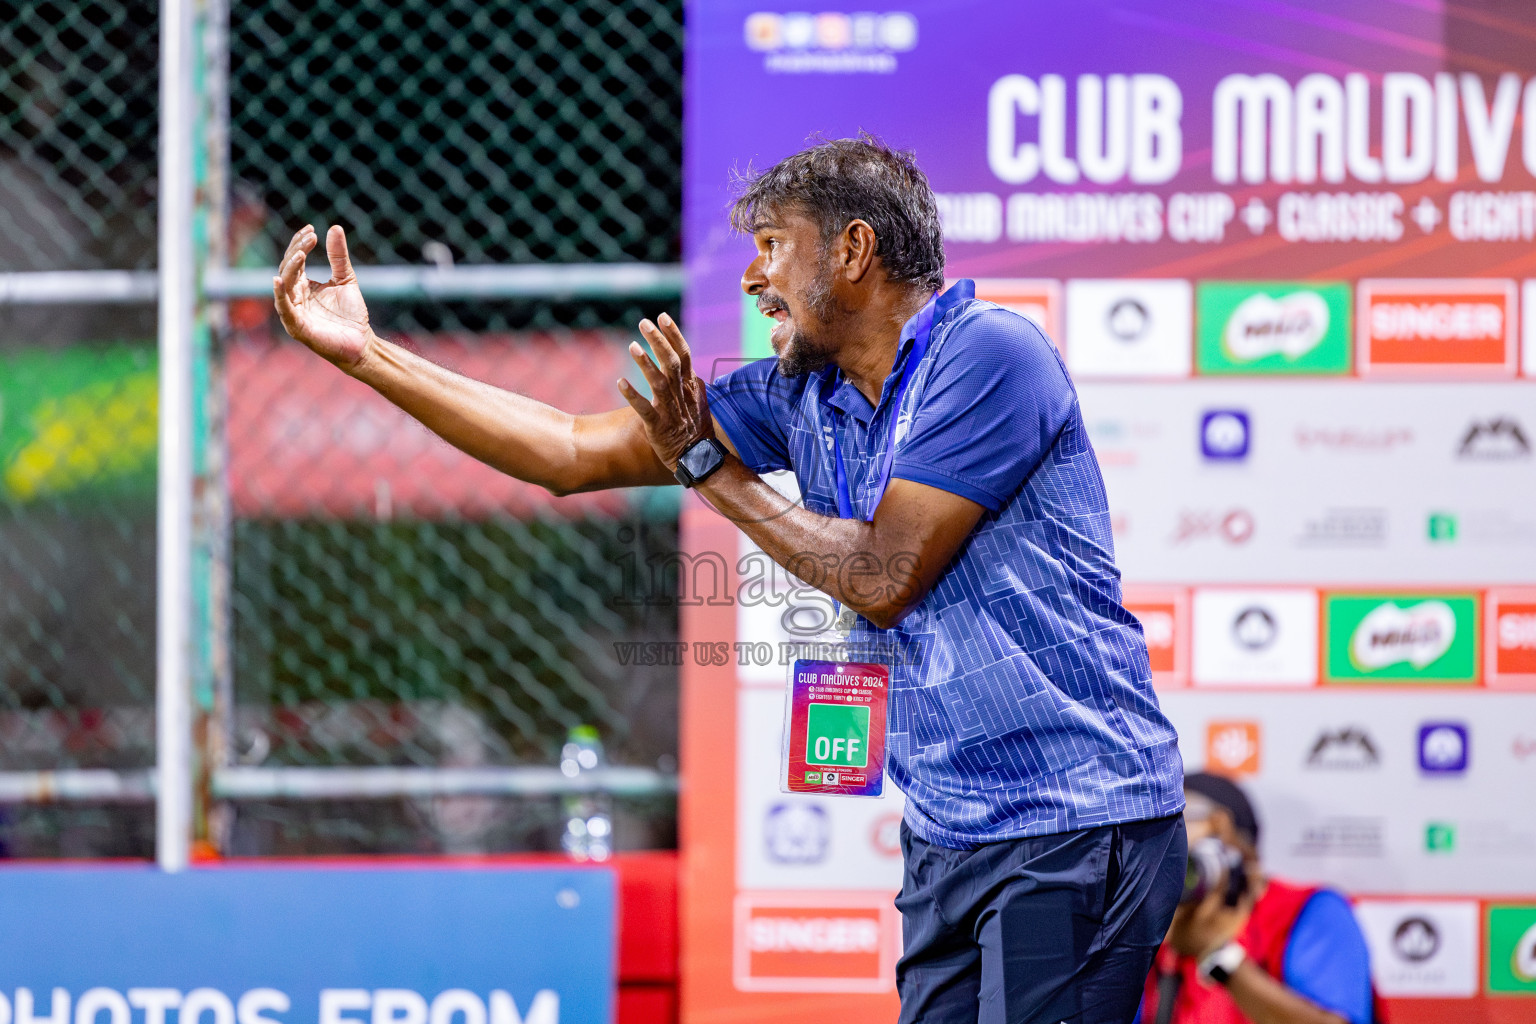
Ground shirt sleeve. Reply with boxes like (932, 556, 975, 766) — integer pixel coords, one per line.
(705, 357, 794, 474)
(1281, 890, 1375, 1024)
(890, 307, 1076, 511)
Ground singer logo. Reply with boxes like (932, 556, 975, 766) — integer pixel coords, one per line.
(735, 895, 897, 992)
(1358, 280, 1517, 375)
(1325, 594, 1478, 684)
(1488, 592, 1536, 687)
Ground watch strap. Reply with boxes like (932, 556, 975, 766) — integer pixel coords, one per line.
(1198, 941, 1246, 985)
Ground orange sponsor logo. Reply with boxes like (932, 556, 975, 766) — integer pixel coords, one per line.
(1489, 593, 1536, 687)
(1358, 280, 1517, 375)
(1123, 587, 1188, 687)
(1206, 720, 1261, 776)
(971, 278, 1061, 344)
(734, 894, 897, 992)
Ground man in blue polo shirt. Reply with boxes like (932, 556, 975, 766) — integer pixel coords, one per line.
(274, 134, 1185, 1024)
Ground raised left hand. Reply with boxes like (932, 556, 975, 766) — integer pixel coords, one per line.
(617, 313, 715, 471)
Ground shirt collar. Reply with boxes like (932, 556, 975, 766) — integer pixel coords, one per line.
(819, 279, 975, 427)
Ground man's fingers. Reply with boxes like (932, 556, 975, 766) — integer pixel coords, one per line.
(629, 340, 670, 396)
(326, 225, 356, 283)
(640, 319, 682, 380)
(617, 378, 657, 423)
(279, 247, 309, 307)
(657, 312, 692, 379)
(280, 224, 314, 267)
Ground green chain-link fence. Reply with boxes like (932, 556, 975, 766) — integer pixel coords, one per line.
(0, 0, 684, 857)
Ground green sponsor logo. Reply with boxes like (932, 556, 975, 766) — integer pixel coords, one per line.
(1325, 594, 1478, 683)
(742, 291, 774, 360)
(1196, 282, 1351, 375)
(0, 346, 157, 502)
(1427, 513, 1458, 542)
(1425, 822, 1456, 852)
(805, 702, 870, 768)
(803, 771, 822, 784)
(1487, 905, 1536, 993)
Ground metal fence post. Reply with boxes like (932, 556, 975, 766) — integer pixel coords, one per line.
(157, 0, 197, 873)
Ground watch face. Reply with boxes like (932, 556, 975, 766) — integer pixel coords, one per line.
(682, 439, 722, 479)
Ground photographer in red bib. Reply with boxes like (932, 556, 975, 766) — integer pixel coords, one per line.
(1139, 773, 1383, 1024)
(274, 134, 1186, 1024)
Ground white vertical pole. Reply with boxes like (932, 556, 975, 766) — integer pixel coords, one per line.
(157, 0, 195, 873)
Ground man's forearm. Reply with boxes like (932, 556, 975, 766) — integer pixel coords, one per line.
(695, 458, 921, 628)
(350, 334, 672, 494)
(1223, 960, 1349, 1024)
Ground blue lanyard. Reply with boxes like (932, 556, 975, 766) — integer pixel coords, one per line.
(829, 297, 937, 521)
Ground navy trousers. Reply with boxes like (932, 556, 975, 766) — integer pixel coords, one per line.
(896, 814, 1186, 1024)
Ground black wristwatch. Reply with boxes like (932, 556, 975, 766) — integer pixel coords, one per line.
(674, 437, 727, 488)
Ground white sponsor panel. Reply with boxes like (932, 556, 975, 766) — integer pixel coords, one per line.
(737, 687, 905, 891)
(1355, 900, 1480, 996)
(1159, 690, 1536, 894)
(1078, 381, 1536, 583)
(1064, 279, 1192, 378)
(1192, 588, 1318, 687)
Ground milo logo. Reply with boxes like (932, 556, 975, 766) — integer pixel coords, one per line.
(1515, 920, 1536, 982)
(1197, 282, 1352, 375)
(1325, 594, 1478, 683)
(1350, 600, 1455, 671)
(1224, 291, 1329, 362)
(1488, 906, 1536, 994)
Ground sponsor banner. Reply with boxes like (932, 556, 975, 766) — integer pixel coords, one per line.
(1192, 587, 1319, 688)
(1205, 720, 1261, 776)
(1122, 586, 1188, 688)
(1324, 593, 1479, 684)
(971, 278, 1061, 342)
(1486, 904, 1536, 994)
(1160, 691, 1536, 894)
(1357, 279, 1518, 377)
(0, 865, 613, 1023)
(1356, 899, 1480, 997)
(1487, 589, 1536, 689)
(1196, 282, 1351, 376)
(1063, 280, 1191, 379)
(733, 892, 899, 993)
(227, 336, 633, 518)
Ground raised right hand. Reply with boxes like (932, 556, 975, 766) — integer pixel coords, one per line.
(272, 224, 376, 371)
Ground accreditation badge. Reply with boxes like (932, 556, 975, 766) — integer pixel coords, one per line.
(780, 657, 889, 797)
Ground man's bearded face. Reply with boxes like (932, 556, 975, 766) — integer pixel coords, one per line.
(756, 251, 839, 378)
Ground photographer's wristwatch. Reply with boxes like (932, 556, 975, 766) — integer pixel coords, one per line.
(1198, 941, 1246, 986)
(674, 437, 727, 488)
